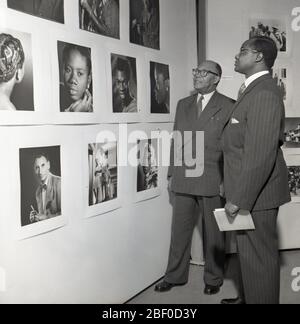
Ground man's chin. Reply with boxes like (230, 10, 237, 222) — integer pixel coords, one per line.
(234, 66, 240, 73)
(69, 95, 81, 102)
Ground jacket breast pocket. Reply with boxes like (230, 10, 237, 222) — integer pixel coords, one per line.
(225, 122, 245, 149)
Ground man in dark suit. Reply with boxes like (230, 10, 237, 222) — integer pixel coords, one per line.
(30, 154, 61, 223)
(221, 36, 291, 304)
(155, 60, 235, 295)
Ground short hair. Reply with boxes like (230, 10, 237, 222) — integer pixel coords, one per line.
(115, 57, 131, 80)
(62, 43, 91, 74)
(0, 33, 25, 83)
(33, 153, 50, 165)
(248, 36, 278, 70)
(155, 63, 169, 81)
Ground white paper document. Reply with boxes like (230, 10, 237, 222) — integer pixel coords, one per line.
(213, 208, 255, 232)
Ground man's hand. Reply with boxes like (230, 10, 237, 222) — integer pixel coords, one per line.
(225, 201, 240, 219)
(30, 210, 37, 223)
(30, 211, 48, 223)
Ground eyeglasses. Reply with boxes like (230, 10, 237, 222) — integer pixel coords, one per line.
(238, 48, 259, 56)
(192, 68, 219, 77)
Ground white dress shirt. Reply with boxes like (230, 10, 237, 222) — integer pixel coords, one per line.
(244, 70, 269, 89)
(197, 91, 215, 111)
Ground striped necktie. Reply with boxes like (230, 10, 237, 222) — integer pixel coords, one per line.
(237, 83, 246, 100)
(197, 95, 204, 118)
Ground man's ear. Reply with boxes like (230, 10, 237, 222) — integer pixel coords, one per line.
(16, 67, 24, 83)
(214, 75, 221, 85)
(255, 52, 264, 63)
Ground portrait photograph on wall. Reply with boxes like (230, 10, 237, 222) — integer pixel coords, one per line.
(284, 153, 300, 203)
(288, 166, 300, 201)
(248, 17, 287, 53)
(88, 141, 118, 207)
(19, 146, 61, 228)
(130, 0, 160, 50)
(137, 138, 158, 193)
(7, 0, 65, 24)
(272, 66, 287, 102)
(79, 0, 120, 39)
(57, 40, 93, 113)
(284, 118, 300, 148)
(150, 61, 170, 114)
(83, 125, 122, 218)
(0, 29, 34, 111)
(111, 53, 137, 113)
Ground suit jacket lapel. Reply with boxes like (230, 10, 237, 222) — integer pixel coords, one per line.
(197, 92, 222, 130)
(186, 94, 198, 122)
(45, 174, 53, 210)
(225, 74, 272, 125)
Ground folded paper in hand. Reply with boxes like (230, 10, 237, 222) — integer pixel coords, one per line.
(213, 208, 255, 232)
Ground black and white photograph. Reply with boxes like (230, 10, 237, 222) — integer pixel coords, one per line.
(0, 29, 34, 111)
(284, 118, 300, 148)
(272, 66, 287, 101)
(2, 0, 300, 306)
(150, 61, 170, 114)
(58, 41, 93, 113)
(111, 53, 137, 113)
(137, 138, 158, 192)
(130, 0, 160, 50)
(19, 146, 61, 227)
(287, 166, 300, 199)
(88, 142, 118, 206)
(7, 0, 65, 24)
(248, 17, 287, 53)
(79, 0, 120, 39)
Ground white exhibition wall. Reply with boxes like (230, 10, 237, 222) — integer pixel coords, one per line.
(206, 0, 300, 249)
(0, 0, 197, 303)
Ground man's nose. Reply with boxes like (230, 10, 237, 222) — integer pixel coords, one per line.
(70, 72, 78, 84)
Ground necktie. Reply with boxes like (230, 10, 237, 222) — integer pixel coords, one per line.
(237, 83, 246, 100)
(197, 95, 204, 118)
(41, 183, 47, 191)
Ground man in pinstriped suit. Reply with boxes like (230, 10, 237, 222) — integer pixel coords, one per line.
(155, 61, 235, 295)
(221, 36, 291, 304)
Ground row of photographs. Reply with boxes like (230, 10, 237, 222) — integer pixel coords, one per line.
(6, 0, 160, 50)
(11, 131, 163, 240)
(10, 129, 300, 240)
(0, 27, 170, 120)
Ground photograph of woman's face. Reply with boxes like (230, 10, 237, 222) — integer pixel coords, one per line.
(58, 41, 93, 113)
(63, 48, 91, 102)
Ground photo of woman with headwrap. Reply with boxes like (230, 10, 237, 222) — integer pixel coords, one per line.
(58, 41, 93, 113)
(0, 31, 34, 111)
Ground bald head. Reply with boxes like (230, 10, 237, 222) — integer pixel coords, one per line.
(200, 60, 222, 77)
(193, 60, 222, 94)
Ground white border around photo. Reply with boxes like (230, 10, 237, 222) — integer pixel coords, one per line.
(82, 124, 123, 219)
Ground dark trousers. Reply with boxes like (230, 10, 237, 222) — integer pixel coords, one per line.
(236, 208, 280, 304)
(164, 193, 225, 286)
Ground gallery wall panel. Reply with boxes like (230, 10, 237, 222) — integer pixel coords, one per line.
(0, 0, 198, 303)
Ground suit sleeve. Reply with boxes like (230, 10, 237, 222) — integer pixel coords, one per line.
(231, 90, 282, 210)
(167, 100, 181, 179)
